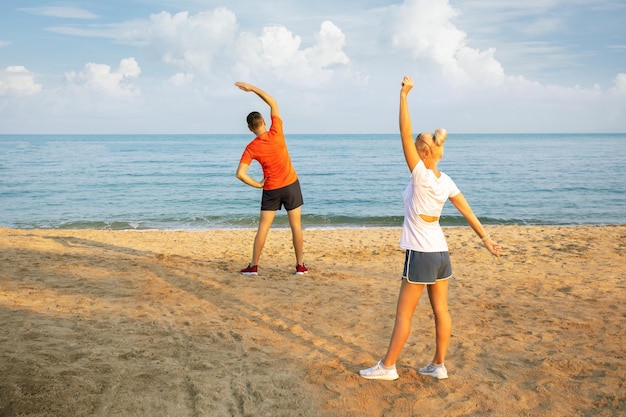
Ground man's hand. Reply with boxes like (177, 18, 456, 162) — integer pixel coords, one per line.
(234, 81, 280, 118)
(235, 81, 254, 92)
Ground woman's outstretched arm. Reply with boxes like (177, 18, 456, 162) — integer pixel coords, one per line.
(449, 193, 502, 257)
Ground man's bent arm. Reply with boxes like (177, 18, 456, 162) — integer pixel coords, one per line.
(236, 162, 265, 188)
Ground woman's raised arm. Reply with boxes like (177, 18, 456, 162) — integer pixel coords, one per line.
(399, 76, 420, 172)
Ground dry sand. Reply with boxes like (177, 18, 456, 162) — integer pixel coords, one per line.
(0, 225, 624, 417)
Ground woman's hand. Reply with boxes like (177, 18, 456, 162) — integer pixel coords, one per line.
(483, 237, 502, 257)
(401, 76, 413, 94)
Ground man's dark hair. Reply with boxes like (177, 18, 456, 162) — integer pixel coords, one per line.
(246, 111, 264, 129)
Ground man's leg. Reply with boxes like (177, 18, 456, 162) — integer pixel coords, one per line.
(251, 210, 276, 265)
(287, 206, 304, 265)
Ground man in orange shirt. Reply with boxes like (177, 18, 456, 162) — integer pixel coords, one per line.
(235, 81, 307, 276)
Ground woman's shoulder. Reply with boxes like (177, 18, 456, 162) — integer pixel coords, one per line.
(411, 159, 426, 175)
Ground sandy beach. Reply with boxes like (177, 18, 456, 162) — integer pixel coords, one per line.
(0, 225, 624, 416)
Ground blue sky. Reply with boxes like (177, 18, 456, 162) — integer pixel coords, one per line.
(1, 0, 625, 134)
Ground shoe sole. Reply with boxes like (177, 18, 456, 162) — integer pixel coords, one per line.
(295, 271, 308, 275)
(359, 373, 399, 381)
(241, 272, 258, 276)
(418, 371, 448, 380)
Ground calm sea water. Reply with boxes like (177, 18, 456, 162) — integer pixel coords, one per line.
(1, 133, 624, 229)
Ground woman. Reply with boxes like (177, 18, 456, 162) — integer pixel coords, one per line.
(359, 76, 502, 381)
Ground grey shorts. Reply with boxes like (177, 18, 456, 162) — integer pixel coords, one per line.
(261, 179, 304, 211)
(402, 249, 452, 284)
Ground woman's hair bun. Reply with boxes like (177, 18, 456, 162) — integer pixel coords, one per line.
(434, 128, 447, 146)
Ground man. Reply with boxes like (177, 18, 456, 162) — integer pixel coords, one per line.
(235, 81, 307, 276)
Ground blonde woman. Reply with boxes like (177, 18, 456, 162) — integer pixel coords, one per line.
(360, 76, 502, 381)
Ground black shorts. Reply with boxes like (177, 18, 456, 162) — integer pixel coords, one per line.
(261, 179, 304, 211)
(402, 249, 452, 284)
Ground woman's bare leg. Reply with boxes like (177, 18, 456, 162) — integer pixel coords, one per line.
(382, 280, 425, 367)
(427, 279, 451, 364)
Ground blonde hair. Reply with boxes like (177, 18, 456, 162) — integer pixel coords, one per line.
(416, 128, 447, 153)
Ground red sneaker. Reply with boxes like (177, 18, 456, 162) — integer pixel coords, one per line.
(295, 264, 308, 275)
(241, 264, 258, 275)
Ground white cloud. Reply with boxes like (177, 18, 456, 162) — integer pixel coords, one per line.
(374, 0, 626, 132)
(306, 21, 350, 68)
(115, 8, 239, 74)
(19, 7, 98, 19)
(0, 66, 42, 96)
(168, 73, 195, 87)
(390, 0, 463, 62)
(44, 7, 350, 86)
(389, 0, 505, 86)
(65, 58, 141, 97)
(45, 26, 111, 38)
(235, 20, 350, 86)
(0, 40, 10, 48)
(439, 0, 625, 87)
(610, 73, 626, 95)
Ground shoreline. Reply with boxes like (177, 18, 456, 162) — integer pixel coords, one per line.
(2, 222, 625, 232)
(1, 225, 624, 416)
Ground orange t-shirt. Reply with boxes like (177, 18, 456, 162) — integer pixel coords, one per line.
(240, 116, 298, 190)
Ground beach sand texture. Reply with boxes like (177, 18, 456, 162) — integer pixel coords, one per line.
(0, 225, 624, 417)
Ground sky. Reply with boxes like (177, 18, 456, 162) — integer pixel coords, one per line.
(0, 0, 625, 134)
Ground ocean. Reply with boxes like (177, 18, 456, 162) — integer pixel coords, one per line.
(1, 133, 624, 230)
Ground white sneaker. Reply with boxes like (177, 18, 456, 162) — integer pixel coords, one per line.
(359, 360, 399, 380)
(418, 362, 448, 379)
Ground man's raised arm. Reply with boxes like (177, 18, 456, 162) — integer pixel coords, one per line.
(235, 82, 280, 118)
